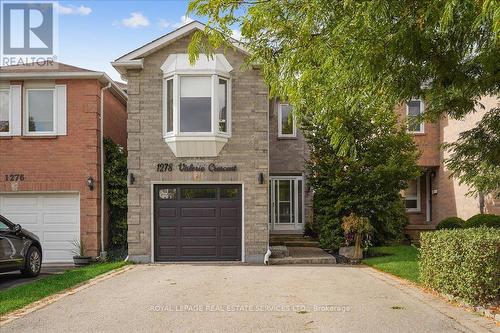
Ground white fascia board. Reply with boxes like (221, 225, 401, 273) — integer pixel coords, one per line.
(0, 71, 128, 102)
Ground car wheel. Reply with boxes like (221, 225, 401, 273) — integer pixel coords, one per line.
(21, 246, 42, 277)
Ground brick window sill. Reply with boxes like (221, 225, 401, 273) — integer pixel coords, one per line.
(21, 135, 58, 139)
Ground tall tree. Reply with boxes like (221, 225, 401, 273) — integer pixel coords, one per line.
(187, 0, 499, 190)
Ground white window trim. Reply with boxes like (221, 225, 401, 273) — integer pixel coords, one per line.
(406, 99, 425, 134)
(278, 103, 297, 138)
(0, 88, 11, 136)
(24, 88, 57, 136)
(405, 177, 421, 212)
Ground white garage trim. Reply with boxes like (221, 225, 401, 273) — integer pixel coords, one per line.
(149, 181, 245, 263)
(0, 192, 80, 263)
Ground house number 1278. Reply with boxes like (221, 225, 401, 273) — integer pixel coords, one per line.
(5, 174, 25, 181)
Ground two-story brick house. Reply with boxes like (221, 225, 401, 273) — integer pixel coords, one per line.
(0, 62, 127, 263)
(113, 21, 497, 263)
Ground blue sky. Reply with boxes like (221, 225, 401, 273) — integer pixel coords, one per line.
(54, 0, 232, 82)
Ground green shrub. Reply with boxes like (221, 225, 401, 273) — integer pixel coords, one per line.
(464, 214, 500, 229)
(420, 228, 500, 306)
(436, 217, 465, 230)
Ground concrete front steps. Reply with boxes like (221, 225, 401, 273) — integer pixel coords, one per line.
(269, 234, 320, 248)
(269, 246, 337, 265)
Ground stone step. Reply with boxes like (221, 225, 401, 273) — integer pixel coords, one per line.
(269, 245, 289, 258)
(269, 256, 337, 265)
(270, 240, 320, 247)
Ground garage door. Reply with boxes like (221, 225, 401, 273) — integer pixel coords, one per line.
(0, 193, 80, 263)
(154, 184, 242, 261)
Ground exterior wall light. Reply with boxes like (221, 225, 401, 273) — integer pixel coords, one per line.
(258, 172, 264, 185)
(130, 173, 136, 185)
(87, 176, 95, 191)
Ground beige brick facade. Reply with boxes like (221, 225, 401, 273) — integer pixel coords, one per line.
(124, 34, 269, 263)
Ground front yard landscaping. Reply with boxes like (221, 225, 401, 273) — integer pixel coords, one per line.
(0, 261, 129, 316)
(362, 245, 420, 283)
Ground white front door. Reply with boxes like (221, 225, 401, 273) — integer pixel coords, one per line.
(269, 176, 304, 231)
(0, 193, 80, 263)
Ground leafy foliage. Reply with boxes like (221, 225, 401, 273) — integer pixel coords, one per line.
(187, 0, 499, 159)
(420, 228, 500, 306)
(436, 217, 465, 230)
(443, 108, 500, 197)
(104, 138, 128, 254)
(464, 214, 500, 229)
(303, 110, 420, 250)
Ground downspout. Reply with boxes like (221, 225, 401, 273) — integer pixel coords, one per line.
(264, 96, 272, 265)
(100, 82, 112, 259)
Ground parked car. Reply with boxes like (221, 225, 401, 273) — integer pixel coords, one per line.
(0, 215, 42, 276)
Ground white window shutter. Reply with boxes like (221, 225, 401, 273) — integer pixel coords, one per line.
(55, 85, 67, 135)
(10, 85, 21, 135)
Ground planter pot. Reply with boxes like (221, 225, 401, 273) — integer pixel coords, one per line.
(73, 256, 92, 267)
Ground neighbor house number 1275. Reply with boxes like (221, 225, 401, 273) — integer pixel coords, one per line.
(4, 174, 25, 181)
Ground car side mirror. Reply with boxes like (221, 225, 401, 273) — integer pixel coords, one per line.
(12, 224, 22, 233)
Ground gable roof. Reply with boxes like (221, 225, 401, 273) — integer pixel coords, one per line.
(111, 21, 247, 75)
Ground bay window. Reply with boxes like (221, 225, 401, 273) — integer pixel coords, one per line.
(161, 53, 233, 157)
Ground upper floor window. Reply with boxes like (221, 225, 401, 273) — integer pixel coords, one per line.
(402, 178, 420, 212)
(26, 89, 55, 134)
(278, 103, 296, 138)
(161, 54, 233, 157)
(0, 89, 10, 134)
(406, 99, 424, 134)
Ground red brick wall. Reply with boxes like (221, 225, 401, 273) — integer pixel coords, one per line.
(0, 79, 126, 257)
(103, 89, 127, 148)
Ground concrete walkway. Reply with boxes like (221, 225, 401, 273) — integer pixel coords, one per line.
(1, 265, 497, 333)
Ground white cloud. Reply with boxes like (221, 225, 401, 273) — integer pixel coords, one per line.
(121, 12, 150, 28)
(172, 15, 194, 29)
(157, 19, 171, 29)
(54, 3, 92, 16)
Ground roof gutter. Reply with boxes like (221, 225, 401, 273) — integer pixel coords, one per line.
(100, 82, 112, 260)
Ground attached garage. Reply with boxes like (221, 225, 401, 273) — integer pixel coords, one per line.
(0, 193, 80, 263)
(154, 184, 242, 261)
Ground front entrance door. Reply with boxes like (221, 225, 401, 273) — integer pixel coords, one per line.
(269, 176, 304, 231)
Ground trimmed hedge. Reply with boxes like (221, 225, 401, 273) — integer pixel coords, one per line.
(436, 217, 465, 230)
(420, 228, 500, 306)
(464, 214, 500, 229)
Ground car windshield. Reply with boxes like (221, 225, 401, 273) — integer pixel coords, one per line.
(0, 221, 10, 231)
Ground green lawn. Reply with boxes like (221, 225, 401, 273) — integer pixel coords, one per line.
(362, 246, 420, 283)
(0, 261, 129, 316)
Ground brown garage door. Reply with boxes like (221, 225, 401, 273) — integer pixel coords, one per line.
(154, 184, 242, 261)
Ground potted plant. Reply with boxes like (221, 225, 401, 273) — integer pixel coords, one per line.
(339, 213, 373, 262)
(71, 238, 91, 266)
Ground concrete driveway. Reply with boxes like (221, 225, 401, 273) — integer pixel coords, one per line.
(1, 264, 497, 333)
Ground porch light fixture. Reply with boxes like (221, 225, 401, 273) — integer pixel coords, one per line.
(258, 172, 264, 185)
(130, 173, 136, 185)
(87, 176, 95, 191)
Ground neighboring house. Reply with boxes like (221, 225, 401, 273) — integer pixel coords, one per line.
(398, 96, 500, 239)
(0, 62, 127, 263)
(113, 21, 497, 263)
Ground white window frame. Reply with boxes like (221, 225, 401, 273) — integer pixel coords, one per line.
(24, 88, 57, 136)
(164, 74, 232, 138)
(404, 177, 421, 212)
(406, 99, 425, 134)
(0, 88, 11, 136)
(278, 103, 296, 138)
